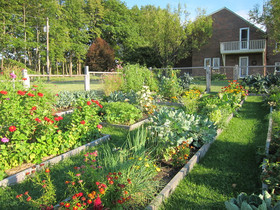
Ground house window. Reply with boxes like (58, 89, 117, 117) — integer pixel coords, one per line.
(240, 27, 249, 49)
(275, 62, 280, 72)
(212, 58, 220, 69)
(204, 58, 211, 69)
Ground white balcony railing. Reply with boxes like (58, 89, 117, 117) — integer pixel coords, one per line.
(220, 39, 266, 54)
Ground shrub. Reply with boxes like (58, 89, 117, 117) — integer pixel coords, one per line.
(85, 37, 116, 72)
(242, 74, 280, 93)
(120, 64, 158, 92)
(102, 73, 124, 96)
(101, 102, 143, 125)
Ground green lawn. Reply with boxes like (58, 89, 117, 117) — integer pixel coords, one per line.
(160, 96, 269, 210)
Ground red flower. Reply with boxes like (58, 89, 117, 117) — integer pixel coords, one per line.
(80, 120, 85, 125)
(97, 124, 102, 129)
(65, 203, 70, 208)
(87, 199, 92, 204)
(87, 101, 91, 105)
(24, 191, 28, 195)
(31, 106, 37, 110)
(45, 168, 50, 173)
(94, 195, 103, 209)
(26, 196, 32, 202)
(54, 117, 60, 121)
(59, 202, 64, 206)
(28, 93, 35, 97)
(22, 78, 27, 81)
(17, 90, 25, 96)
(9, 126, 17, 132)
(38, 92, 44, 97)
(0, 90, 7, 95)
(33, 85, 38, 87)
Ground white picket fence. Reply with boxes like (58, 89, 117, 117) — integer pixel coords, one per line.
(20, 66, 120, 91)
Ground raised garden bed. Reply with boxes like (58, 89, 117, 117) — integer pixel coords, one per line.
(146, 99, 245, 209)
(0, 134, 110, 187)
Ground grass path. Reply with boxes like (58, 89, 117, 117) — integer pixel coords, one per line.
(160, 96, 269, 210)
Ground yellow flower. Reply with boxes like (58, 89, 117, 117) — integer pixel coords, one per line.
(155, 167, 161, 172)
(138, 157, 142, 161)
(129, 157, 134, 160)
(145, 163, 150, 167)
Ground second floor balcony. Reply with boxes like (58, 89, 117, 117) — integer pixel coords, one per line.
(220, 39, 266, 54)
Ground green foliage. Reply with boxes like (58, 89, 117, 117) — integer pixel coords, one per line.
(120, 64, 158, 93)
(104, 90, 139, 104)
(85, 37, 115, 72)
(225, 191, 280, 210)
(147, 107, 217, 158)
(55, 90, 97, 108)
(211, 73, 227, 81)
(242, 74, 280, 93)
(102, 73, 124, 96)
(101, 102, 143, 125)
(179, 72, 194, 90)
(249, 0, 280, 48)
(0, 81, 102, 177)
(158, 69, 183, 101)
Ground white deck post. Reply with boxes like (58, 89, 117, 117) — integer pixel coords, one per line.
(22, 69, 30, 89)
(84, 66, 90, 91)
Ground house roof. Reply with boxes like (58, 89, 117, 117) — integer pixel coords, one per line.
(209, 7, 266, 34)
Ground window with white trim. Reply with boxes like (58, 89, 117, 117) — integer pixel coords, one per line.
(275, 62, 280, 72)
(204, 58, 211, 69)
(212, 58, 220, 69)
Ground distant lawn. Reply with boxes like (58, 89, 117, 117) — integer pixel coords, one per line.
(191, 79, 231, 93)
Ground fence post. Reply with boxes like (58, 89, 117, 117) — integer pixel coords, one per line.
(84, 66, 90, 91)
(233, 65, 239, 81)
(206, 65, 211, 93)
(22, 69, 30, 89)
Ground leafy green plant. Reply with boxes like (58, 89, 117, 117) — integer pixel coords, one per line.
(55, 90, 98, 108)
(242, 74, 280, 93)
(179, 72, 194, 90)
(101, 102, 143, 125)
(104, 90, 139, 104)
(158, 69, 183, 101)
(225, 191, 280, 210)
(147, 107, 217, 158)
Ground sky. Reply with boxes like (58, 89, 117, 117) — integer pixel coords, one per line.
(123, 0, 266, 22)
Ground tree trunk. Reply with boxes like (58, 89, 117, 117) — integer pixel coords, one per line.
(62, 61, 65, 76)
(23, 5, 27, 65)
(69, 54, 73, 76)
(56, 62, 59, 75)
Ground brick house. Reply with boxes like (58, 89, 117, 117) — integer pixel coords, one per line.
(189, 7, 280, 79)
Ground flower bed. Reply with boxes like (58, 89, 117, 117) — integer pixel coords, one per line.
(0, 81, 104, 180)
